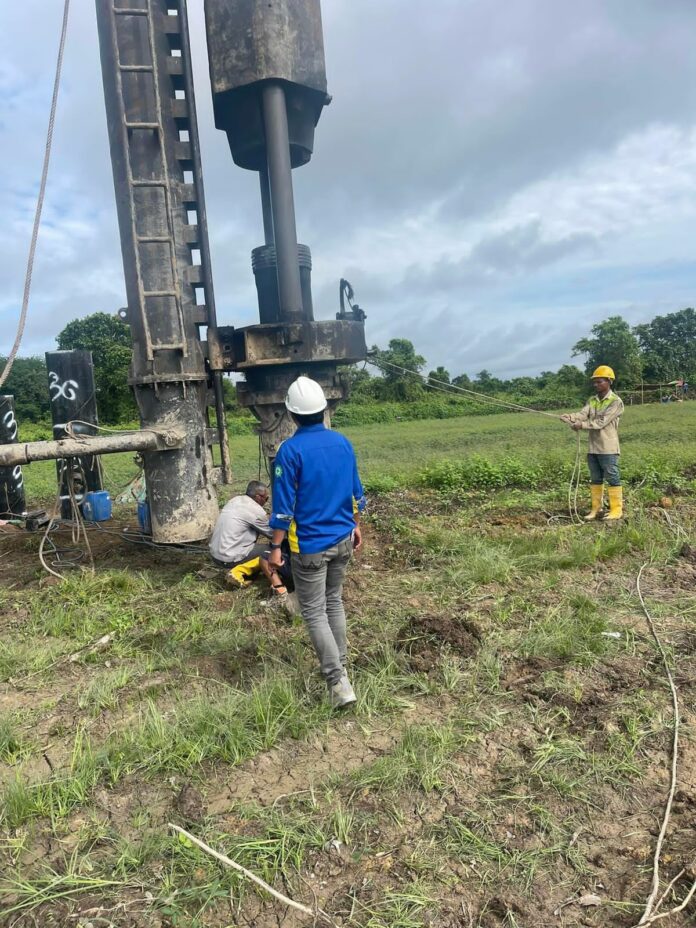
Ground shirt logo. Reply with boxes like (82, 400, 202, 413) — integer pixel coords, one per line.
(274, 464, 283, 477)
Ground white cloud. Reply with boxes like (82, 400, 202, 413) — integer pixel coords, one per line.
(2, 0, 696, 379)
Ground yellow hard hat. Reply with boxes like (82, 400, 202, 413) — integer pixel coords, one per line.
(591, 365, 615, 381)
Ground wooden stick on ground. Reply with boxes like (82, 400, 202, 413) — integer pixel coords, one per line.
(167, 823, 315, 918)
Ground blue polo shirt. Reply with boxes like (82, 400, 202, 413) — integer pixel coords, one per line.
(269, 424, 367, 554)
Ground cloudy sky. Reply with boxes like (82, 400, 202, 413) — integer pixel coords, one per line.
(2, 0, 696, 379)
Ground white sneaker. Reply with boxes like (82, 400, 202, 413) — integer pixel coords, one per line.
(329, 673, 357, 709)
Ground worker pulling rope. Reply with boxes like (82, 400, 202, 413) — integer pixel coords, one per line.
(368, 356, 588, 524)
(0, 0, 71, 389)
(369, 357, 626, 525)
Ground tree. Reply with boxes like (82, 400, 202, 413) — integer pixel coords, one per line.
(634, 308, 696, 382)
(507, 376, 537, 396)
(371, 339, 426, 401)
(452, 373, 472, 389)
(427, 366, 451, 391)
(572, 316, 642, 387)
(343, 365, 379, 403)
(0, 356, 50, 422)
(474, 369, 503, 394)
(554, 364, 586, 390)
(57, 313, 136, 422)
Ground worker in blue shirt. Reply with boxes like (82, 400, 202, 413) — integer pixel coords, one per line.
(268, 376, 366, 709)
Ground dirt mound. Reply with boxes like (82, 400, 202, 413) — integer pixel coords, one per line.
(396, 612, 481, 671)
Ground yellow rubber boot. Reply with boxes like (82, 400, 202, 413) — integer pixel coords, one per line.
(584, 484, 604, 521)
(226, 557, 261, 588)
(604, 486, 623, 521)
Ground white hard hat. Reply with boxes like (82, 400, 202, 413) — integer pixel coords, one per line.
(285, 376, 327, 415)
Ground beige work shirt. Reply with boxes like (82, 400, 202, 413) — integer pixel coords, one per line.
(209, 494, 270, 563)
(568, 390, 624, 454)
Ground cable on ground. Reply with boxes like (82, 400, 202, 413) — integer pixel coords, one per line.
(38, 458, 95, 580)
(632, 562, 696, 926)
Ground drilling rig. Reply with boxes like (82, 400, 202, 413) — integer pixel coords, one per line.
(0, 0, 366, 545)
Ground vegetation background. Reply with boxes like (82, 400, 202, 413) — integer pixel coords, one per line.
(2, 307, 695, 427)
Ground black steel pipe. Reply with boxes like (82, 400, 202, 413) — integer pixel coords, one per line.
(0, 396, 26, 516)
(46, 350, 103, 518)
(259, 168, 274, 246)
(261, 83, 304, 321)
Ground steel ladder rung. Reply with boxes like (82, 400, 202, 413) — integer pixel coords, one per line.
(143, 290, 179, 297)
(119, 65, 154, 72)
(125, 121, 161, 130)
(113, 7, 148, 15)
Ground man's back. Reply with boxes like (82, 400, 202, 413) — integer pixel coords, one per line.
(271, 424, 365, 554)
(209, 494, 270, 563)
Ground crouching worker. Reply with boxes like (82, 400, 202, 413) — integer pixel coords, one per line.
(267, 377, 366, 710)
(209, 481, 287, 595)
(561, 365, 625, 521)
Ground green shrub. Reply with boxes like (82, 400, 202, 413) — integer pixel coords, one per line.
(420, 456, 546, 491)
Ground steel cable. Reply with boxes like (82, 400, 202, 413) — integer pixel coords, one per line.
(0, 0, 71, 388)
(368, 356, 587, 522)
(367, 357, 563, 419)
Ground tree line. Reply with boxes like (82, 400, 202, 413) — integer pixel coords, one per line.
(2, 307, 695, 423)
(350, 309, 696, 407)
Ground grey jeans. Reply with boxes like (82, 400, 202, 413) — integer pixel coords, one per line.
(291, 535, 353, 687)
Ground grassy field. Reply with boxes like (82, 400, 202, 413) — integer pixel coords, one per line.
(1, 403, 695, 926)
(17, 402, 696, 502)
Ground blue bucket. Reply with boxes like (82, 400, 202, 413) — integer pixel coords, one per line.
(82, 490, 112, 522)
(137, 500, 152, 535)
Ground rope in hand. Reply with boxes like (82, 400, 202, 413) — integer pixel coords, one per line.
(0, 0, 71, 388)
(567, 432, 584, 525)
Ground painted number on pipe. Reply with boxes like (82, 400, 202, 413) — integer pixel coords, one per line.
(2, 409, 18, 441)
(49, 372, 79, 402)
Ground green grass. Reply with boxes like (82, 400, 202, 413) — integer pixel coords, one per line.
(437, 812, 567, 888)
(345, 722, 462, 796)
(17, 402, 696, 503)
(2, 405, 696, 926)
(0, 716, 33, 764)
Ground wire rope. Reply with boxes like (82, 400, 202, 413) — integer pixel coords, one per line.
(367, 357, 563, 419)
(0, 0, 71, 388)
